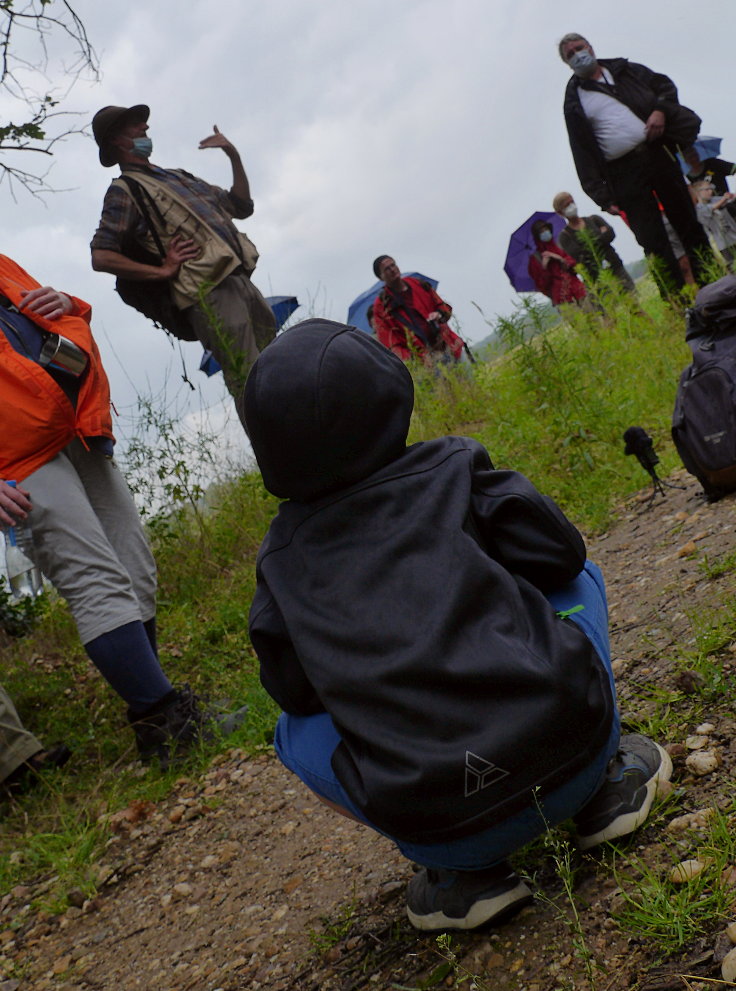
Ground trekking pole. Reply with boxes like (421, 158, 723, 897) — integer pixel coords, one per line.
(429, 320, 476, 364)
(461, 338, 476, 364)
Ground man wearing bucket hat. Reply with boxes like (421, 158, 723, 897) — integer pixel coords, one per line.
(89, 104, 275, 416)
(0, 254, 247, 768)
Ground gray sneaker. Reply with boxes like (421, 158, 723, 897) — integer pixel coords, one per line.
(128, 684, 248, 770)
(574, 733, 673, 849)
(406, 862, 533, 932)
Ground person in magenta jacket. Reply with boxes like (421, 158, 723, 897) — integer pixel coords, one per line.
(527, 219, 588, 306)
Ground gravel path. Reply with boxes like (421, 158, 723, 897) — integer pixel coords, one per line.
(3, 470, 736, 991)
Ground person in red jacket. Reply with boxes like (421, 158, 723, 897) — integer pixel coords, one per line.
(527, 219, 588, 307)
(371, 255, 463, 364)
(0, 255, 245, 768)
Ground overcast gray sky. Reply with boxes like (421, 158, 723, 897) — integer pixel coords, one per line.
(2, 0, 734, 462)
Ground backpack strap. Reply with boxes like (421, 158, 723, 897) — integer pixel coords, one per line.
(115, 175, 167, 261)
(116, 171, 250, 271)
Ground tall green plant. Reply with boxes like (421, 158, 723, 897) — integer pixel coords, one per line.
(410, 289, 691, 530)
(123, 393, 223, 534)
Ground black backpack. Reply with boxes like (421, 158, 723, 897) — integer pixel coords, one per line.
(114, 176, 197, 342)
(672, 275, 736, 500)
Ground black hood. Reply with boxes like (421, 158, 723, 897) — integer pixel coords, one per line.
(243, 319, 414, 501)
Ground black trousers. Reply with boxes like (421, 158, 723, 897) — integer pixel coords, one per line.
(606, 142, 712, 292)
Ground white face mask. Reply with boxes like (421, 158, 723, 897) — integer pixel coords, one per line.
(563, 203, 579, 219)
(569, 49, 598, 78)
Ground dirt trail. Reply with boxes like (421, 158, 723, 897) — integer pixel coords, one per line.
(4, 469, 736, 991)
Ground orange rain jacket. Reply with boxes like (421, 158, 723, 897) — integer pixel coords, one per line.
(0, 255, 114, 482)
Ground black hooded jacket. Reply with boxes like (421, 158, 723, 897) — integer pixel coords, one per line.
(246, 320, 614, 843)
(564, 58, 683, 209)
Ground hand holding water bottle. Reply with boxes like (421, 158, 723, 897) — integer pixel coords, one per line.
(1, 480, 43, 599)
(0, 478, 31, 526)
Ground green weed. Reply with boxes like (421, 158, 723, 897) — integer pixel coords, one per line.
(428, 933, 491, 990)
(698, 551, 736, 578)
(309, 895, 359, 954)
(699, 550, 736, 580)
(612, 805, 736, 953)
(668, 596, 736, 701)
(531, 821, 598, 988)
(0, 584, 47, 638)
(619, 682, 689, 741)
(123, 390, 225, 533)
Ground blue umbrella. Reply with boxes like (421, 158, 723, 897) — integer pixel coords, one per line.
(347, 272, 438, 334)
(504, 211, 567, 293)
(267, 295, 301, 329)
(199, 295, 300, 377)
(676, 135, 723, 174)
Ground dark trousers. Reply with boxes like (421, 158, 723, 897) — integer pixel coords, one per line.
(607, 142, 712, 293)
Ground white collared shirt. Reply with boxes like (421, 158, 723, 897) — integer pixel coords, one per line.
(578, 68, 648, 161)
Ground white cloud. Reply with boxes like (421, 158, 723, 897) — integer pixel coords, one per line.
(2, 0, 733, 440)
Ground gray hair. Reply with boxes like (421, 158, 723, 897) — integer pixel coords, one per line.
(558, 33, 589, 61)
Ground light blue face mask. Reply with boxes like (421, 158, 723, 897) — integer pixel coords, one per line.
(539, 229, 553, 243)
(569, 49, 598, 78)
(132, 136, 153, 159)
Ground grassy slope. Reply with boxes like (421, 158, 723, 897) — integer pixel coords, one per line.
(0, 280, 699, 909)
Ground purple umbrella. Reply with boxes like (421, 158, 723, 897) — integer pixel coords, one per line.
(504, 211, 567, 292)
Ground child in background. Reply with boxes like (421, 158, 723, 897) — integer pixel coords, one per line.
(693, 180, 736, 268)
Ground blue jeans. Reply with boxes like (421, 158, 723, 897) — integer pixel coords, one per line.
(274, 560, 620, 870)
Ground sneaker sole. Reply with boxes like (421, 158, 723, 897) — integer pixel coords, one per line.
(406, 879, 533, 932)
(578, 742, 673, 850)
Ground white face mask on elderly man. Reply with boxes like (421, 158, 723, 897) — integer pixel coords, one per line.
(569, 50, 598, 78)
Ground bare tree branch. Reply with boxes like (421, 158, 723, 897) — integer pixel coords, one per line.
(0, 0, 99, 197)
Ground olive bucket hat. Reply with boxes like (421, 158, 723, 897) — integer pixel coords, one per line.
(92, 104, 150, 167)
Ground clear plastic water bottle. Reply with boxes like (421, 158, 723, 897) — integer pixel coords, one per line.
(3, 481, 43, 599)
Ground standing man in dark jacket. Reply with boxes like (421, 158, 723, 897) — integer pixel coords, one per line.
(559, 34, 712, 295)
(245, 318, 672, 932)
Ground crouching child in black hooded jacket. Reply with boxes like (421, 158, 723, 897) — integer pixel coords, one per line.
(244, 319, 672, 932)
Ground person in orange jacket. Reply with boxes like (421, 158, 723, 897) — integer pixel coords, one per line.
(0, 255, 245, 768)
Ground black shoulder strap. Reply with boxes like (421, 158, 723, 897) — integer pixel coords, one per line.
(117, 172, 248, 269)
(117, 175, 167, 261)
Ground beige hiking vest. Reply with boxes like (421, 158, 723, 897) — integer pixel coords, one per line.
(113, 170, 259, 310)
